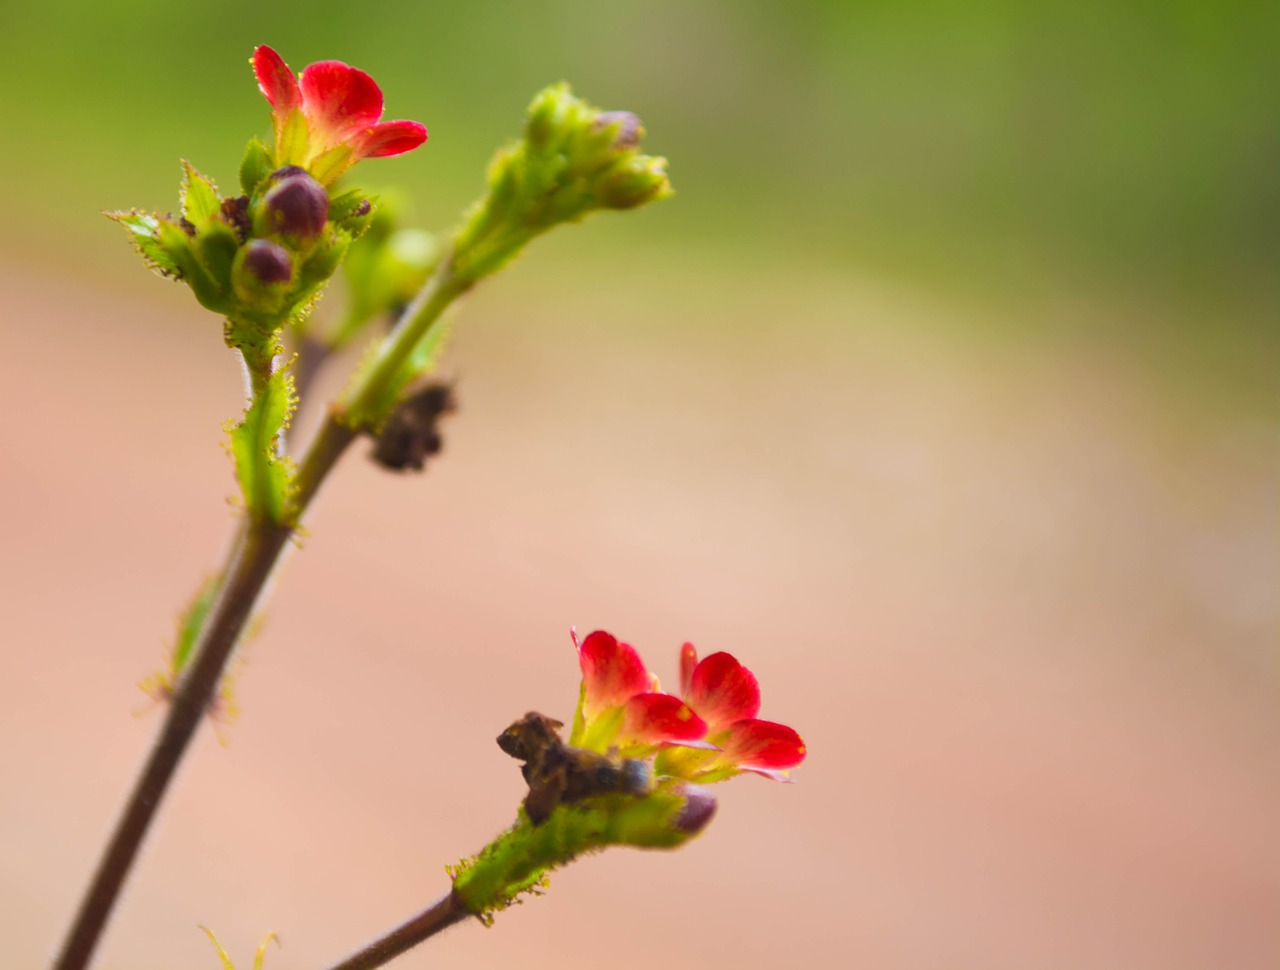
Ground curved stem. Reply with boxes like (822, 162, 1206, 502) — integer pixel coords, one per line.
(52, 517, 291, 970)
(339, 256, 470, 423)
(321, 891, 471, 970)
(52, 250, 463, 970)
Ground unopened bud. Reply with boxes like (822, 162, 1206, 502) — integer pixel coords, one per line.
(593, 111, 641, 150)
(597, 156, 672, 209)
(670, 783, 717, 835)
(263, 171, 329, 240)
(241, 239, 293, 285)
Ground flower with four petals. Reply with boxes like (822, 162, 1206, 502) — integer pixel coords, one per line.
(252, 45, 427, 185)
(567, 629, 806, 784)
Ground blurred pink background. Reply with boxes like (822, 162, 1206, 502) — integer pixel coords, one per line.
(1, 245, 1276, 969)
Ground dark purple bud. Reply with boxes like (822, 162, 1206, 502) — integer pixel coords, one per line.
(270, 165, 309, 181)
(671, 784, 717, 835)
(593, 111, 641, 150)
(263, 172, 330, 240)
(241, 239, 293, 285)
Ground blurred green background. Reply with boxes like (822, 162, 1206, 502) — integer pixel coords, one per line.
(1, 0, 1275, 400)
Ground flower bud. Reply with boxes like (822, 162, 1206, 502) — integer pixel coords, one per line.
(669, 783, 717, 835)
(240, 239, 293, 285)
(526, 83, 569, 152)
(262, 170, 329, 240)
(597, 156, 672, 209)
(593, 110, 641, 150)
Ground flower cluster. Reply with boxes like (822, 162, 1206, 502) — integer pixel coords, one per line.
(453, 633, 804, 922)
(110, 46, 427, 327)
(569, 629, 806, 783)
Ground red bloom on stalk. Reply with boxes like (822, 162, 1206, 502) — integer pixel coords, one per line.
(252, 45, 427, 184)
(569, 630, 708, 756)
(657, 643, 806, 783)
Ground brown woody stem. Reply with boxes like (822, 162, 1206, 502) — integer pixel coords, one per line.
(51, 252, 458, 970)
(321, 891, 473, 970)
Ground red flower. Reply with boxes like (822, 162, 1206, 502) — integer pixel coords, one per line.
(252, 45, 427, 184)
(569, 630, 708, 756)
(657, 643, 806, 783)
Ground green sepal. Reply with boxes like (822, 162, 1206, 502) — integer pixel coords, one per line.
(158, 219, 232, 313)
(240, 137, 274, 196)
(105, 210, 181, 277)
(328, 188, 375, 236)
(170, 575, 221, 677)
(298, 231, 350, 293)
(277, 107, 310, 167)
(195, 220, 240, 301)
(598, 155, 673, 210)
(310, 143, 355, 186)
(226, 361, 297, 523)
(450, 784, 702, 923)
(525, 82, 571, 154)
(180, 161, 222, 226)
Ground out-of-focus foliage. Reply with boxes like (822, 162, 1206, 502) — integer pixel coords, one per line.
(1, 0, 1273, 340)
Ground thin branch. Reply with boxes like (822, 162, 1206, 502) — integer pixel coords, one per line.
(321, 892, 472, 970)
(52, 518, 292, 970)
(52, 259, 455, 970)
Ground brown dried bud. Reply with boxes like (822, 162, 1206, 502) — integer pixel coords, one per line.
(371, 383, 456, 472)
(219, 196, 251, 239)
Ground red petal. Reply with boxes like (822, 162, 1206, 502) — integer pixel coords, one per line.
(687, 652, 760, 727)
(720, 719, 806, 771)
(679, 642, 698, 697)
(622, 692, 708, 744)
(299, 60, 384, 141)
(253, 46, 300, 113)
(578, 630, 650, 712)
(352, 120, 428, 159)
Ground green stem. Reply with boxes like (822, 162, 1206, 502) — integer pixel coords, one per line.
(51, 249, 468, 970)
(320, 892, 471, 970)
(338, 254, 471, 425)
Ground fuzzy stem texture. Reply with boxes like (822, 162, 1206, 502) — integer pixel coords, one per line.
(51, 250, 462, 970)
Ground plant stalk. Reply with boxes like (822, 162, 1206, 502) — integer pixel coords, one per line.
(52, 254, 459, 970)
(321, 891, 472, 970)
(52, 517, 291, 970)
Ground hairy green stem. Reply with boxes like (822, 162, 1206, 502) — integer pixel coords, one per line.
(321, 892, 471, 970)
(51, 250, 463, 970)
(339, 253, 470, 424)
